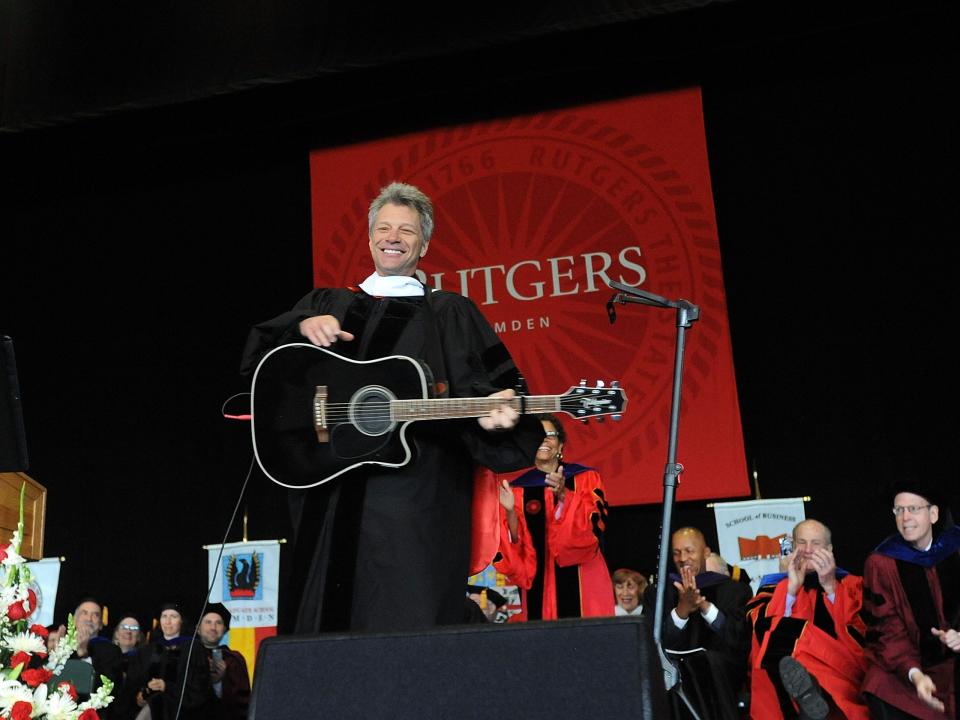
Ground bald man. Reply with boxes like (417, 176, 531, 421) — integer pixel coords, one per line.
(644, 527, 752, 720)
(747, 519, 868, 719)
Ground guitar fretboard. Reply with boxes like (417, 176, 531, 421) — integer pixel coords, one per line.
(392, 395, 560, 421)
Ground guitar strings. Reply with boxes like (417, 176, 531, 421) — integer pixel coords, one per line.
(315, 400, 573, 422)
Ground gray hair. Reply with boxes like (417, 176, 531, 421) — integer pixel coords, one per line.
(705, 552, 730, 575)
(367, 182, 434, 243)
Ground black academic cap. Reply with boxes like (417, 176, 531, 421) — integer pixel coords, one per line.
(157, 600, 188, 626)
(203, 602, 232, 630)
(889, 476, 941, 508)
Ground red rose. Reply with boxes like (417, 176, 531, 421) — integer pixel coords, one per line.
(0, 544, 8, 563)
(11, 701, 32, 720)
(29, 623, 49, 638)
(78, 710, 100, 720)
(58, 681, 79, 701)
(21, 666, 53, 687)
(7, 589, 38, 621)
(9, 650, 31, 669)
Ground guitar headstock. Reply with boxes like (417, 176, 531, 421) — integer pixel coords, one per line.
(558, 380, 627, 421)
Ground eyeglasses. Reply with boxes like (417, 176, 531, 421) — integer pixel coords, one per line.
(544, 431, 559, 437)
(892, 504, 930, 516)
(120, 624, 140, 631)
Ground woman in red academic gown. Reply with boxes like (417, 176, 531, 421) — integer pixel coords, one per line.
(494, 414, 614, 620)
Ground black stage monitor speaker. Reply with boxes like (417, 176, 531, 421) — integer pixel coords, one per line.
(250, 616, 667, 719)
(0, 337, 29, 473)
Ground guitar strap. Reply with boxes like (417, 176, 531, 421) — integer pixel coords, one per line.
(417, 282, 451, 398)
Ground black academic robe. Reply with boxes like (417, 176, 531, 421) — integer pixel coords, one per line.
(645, 572, 753, 720)
(241, 287, 543, 633)
(67, 637, 124, 719)
(116, 636, 213, 720)
(204, 645, 250, 720)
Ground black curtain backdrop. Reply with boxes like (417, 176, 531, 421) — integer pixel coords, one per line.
(0, 0, 957, 627)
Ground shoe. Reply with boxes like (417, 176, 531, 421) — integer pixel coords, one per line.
(779, 656, 829, 720)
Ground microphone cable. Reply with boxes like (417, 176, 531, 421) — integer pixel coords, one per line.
(171, 416, 255, 719)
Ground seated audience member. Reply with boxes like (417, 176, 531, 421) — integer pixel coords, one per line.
(494, 414, 614, 620)
(48, 597, 124, 709)
(862, 479, 960, 719)
(705, 553, 729, 576)
(118, 601, 213, 720)
(464, 585, 509, 623)
(747, 519, 868, 720)
(113, 613, 145, 679)
(644, 526, 752, 720)
(198, 603, 250, 720)
(707, 551, 753, 586)
(612, 568, 648, 616)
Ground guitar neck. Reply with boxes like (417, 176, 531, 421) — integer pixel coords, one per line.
(392, 395, 560, 422)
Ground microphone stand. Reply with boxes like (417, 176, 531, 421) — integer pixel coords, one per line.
(607, 281, 701, 719)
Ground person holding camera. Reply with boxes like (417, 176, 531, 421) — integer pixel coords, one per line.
(198, 603, 250, 720)
(747, 519, 868, 720)
(117, 601, 212, 720)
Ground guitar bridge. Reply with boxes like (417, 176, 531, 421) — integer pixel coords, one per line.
(314, 385, 329, 443)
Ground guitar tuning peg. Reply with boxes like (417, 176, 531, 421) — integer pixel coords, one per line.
(611, 380, 620, 388)
(595, 380, 605, 388)
(612, 414, 622, 422)
(579, 379, 587, 387)
(580, 418, 590, 424)
(596, 416, 605, 423)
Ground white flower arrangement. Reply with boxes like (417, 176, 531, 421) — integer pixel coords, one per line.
(0, 484, 114, 720)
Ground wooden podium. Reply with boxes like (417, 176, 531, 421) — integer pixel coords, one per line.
(0, 472, 46, 560)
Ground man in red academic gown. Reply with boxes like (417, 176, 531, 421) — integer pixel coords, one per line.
(748, 519, 869, 719)
(861, 480, 960, 719)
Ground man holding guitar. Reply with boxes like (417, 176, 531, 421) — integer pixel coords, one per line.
(241, 182, 545, 634)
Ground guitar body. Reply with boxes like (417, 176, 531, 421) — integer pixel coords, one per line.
(251, 343, 628, 489)
(251, 343, 432, 488)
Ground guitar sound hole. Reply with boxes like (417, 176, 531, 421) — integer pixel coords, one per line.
(349, 385, 397, 436)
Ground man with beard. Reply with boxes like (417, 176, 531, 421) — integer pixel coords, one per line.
(747, 519, 868, 720)
(198, 604, 249, 720)
(48, 598, 124, 715)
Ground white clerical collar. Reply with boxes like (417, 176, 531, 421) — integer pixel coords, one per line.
(359, 272, 425, 297)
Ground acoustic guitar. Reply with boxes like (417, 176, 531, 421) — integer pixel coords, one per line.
(251, 343, 627, 488)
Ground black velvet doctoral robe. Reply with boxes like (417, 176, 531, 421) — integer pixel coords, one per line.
(644, 573, 753, 720)
(241, 287, 543, 633)
(117, 636, 213, 720)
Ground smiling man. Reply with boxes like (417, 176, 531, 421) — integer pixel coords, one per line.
(747, 520, 869, 720)
(643, 526, 753, 720)
(199, 604, 249, 720)
(862, 480, 960, 719)
(47, 598, 124, 711)
(241, 182, 542, 633)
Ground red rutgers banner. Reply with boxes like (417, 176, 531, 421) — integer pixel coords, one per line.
(309, 88, 749, 505)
